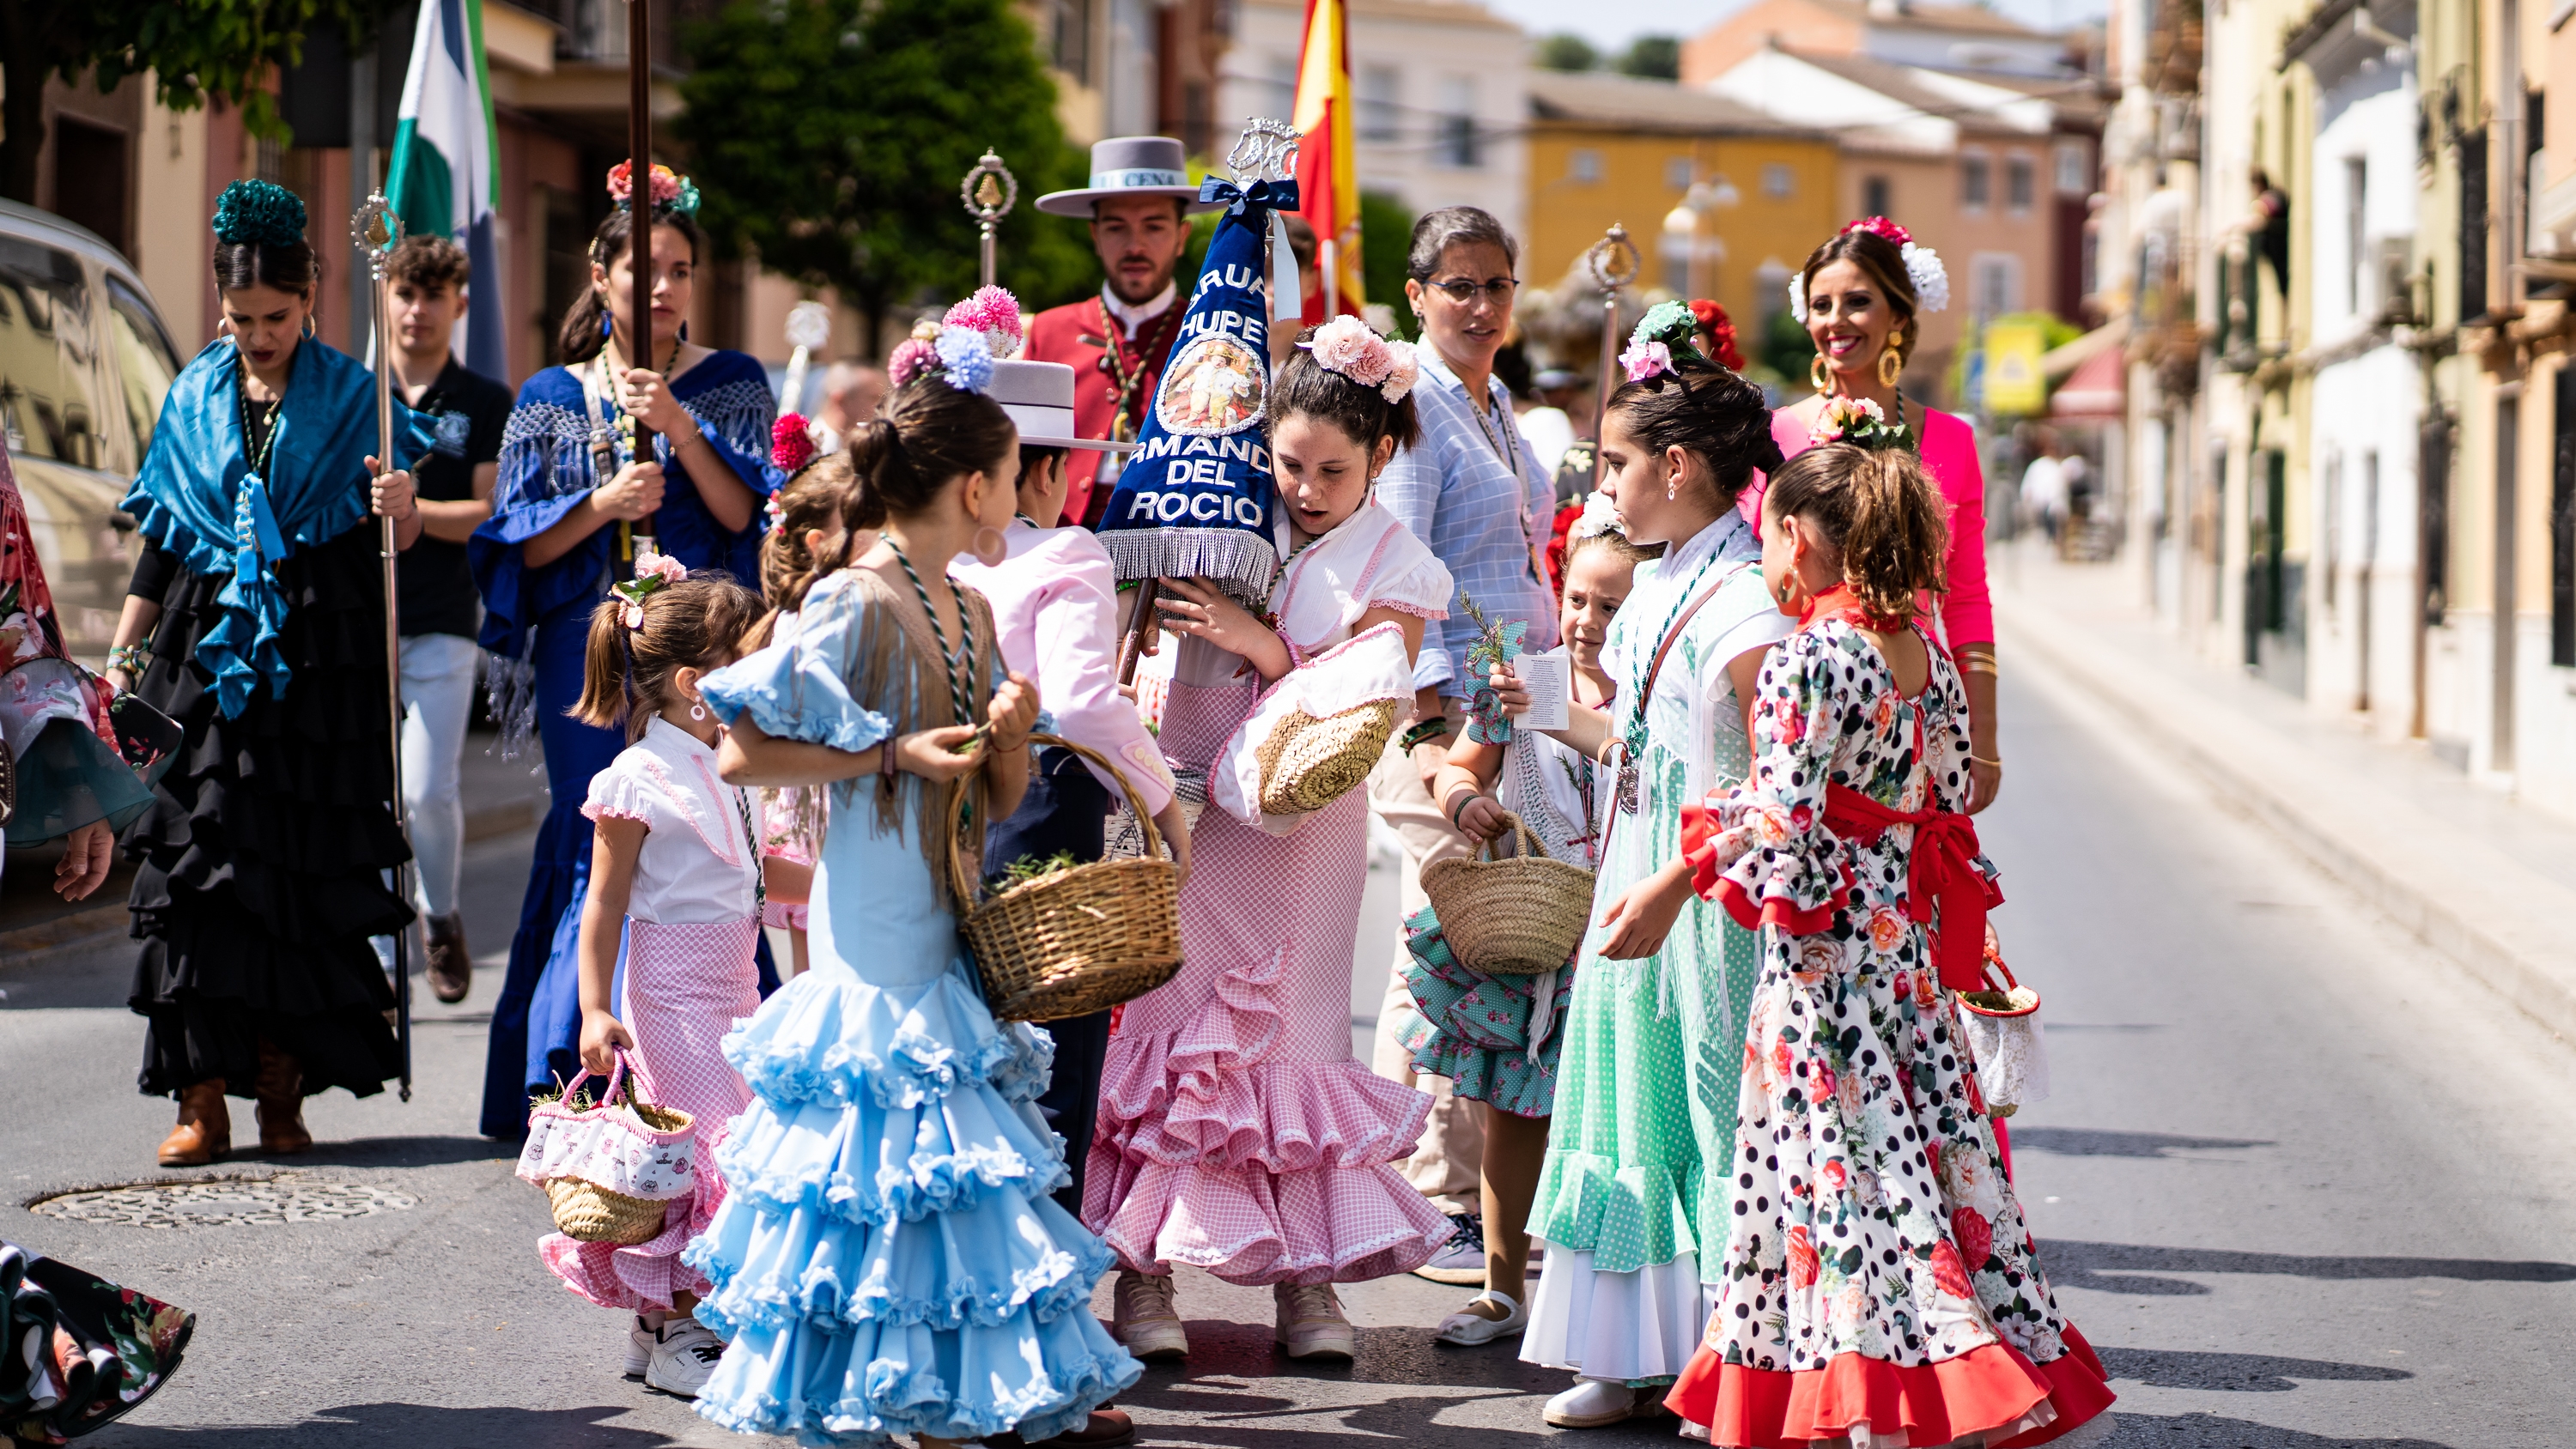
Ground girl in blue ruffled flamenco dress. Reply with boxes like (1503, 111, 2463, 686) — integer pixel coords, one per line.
(690, 339, 1140, 1446)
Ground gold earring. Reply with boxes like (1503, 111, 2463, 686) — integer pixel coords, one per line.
(1879, 347, 1903, 388)
(1810, 355, 1831, 393)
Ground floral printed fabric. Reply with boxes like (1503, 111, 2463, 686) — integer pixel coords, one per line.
(1666, 621, 2111, 1446)
(2, 1244, 193, 1445)
(1397, 904, 1572, 1119)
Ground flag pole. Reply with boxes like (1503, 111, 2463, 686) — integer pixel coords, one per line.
(351, 192, 414, 1103)
(625, 0, 656, 557)
(1583, 224, 1640, 490)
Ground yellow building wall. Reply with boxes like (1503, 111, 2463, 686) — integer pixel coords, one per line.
(1526, 126, 1839, 337)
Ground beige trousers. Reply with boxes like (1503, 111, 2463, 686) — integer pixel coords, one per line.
(1366, 734, 1484, 1218)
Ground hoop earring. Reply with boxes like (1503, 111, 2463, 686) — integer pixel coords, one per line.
(301, 314, 317, 339)
(600, 312, 614, 340)
(969, 525, 1008, 567)
(1810, 355, 1831, 393)
(690, 700, 708, 722)
(678, 320, 690, 343)
(1878, 347, 1903, 388)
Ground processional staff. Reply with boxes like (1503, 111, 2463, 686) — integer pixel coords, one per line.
(349, 191, 415, 1103)
(625, 0, 657, 556)
(962, 149, 1020, 292)
(1583, 224, 1641, 490)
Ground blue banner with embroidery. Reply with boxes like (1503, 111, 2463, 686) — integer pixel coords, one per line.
(121, 336, 430, 717)
(1095, 178, 1298, 612)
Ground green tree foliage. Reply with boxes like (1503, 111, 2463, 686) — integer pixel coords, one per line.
(0, 0, 397, 204)
(1359, 191, 1416, 338)
(677, 0, 1097, 356)
(1618, 35, 1683, 80)
(1759, 305, 1815, 386)
(1535, 33, 1600, 72)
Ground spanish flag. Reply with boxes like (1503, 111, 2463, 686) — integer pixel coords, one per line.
(1291, 0, 1362, 322)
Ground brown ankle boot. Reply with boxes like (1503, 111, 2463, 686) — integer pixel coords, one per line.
(425, 912, 471, 1003)
(158, 1081, 231, 1167)
(253, 1040, 312, 1155)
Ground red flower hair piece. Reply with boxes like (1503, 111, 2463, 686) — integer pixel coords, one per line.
(1841, 215, 1913, 249)
(772, 415, 818, 475)
(1687, 298, 1746, 372)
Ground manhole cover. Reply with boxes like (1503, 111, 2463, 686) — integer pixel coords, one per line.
(29, 1179, 415, 1228)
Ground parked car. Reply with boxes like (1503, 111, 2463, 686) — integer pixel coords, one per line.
(0, 200, 185, 662)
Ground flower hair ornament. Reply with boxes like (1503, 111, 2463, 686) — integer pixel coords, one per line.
(212, 179, 308, 247)
(1806, 394, 1911, 451)
(611, 552, 688, 629)
(1568, 488, 1627, 543)
(772, 414, 819, 476)
(1300, 314, 1419, 401)
(1619, 299, 1708, 383)
(885, 290, 1015, 396)
(1687, 299, 1746, 372)
(1786, 216, 1950, 324)
(607, 161, 702, 221)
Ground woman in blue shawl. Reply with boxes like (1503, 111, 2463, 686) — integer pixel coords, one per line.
(472, 163, 781, 1137)
(106, 181, 430, 1167)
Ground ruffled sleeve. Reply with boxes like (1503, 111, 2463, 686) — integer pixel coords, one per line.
(1688, 629, 1855, 932)
(1364, 525, 1456, 624)
(581, 749, 665, 829)
(701, 573, 895, 752)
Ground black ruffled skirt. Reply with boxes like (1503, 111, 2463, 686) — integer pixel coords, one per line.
(124, 524, 410, 1100)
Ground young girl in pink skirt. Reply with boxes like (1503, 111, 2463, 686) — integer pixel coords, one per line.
(541, 567, 789, 1398)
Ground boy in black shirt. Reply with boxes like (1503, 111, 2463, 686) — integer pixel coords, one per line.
(383, 236, 513, 1003)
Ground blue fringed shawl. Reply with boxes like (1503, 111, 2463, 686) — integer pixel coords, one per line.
(121, 336, 428, 717)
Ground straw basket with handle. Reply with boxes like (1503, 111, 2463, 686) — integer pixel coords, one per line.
(1952, 925, 2048, 1118)
(514, 1051, 696, 1246)
(1255, 697, 1400, 816)
(1419, 809, 1596, 974)
(950, 733, 1182, 1022)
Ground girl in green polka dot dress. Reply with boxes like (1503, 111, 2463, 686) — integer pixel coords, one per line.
(1487, 353, 1791, 1428)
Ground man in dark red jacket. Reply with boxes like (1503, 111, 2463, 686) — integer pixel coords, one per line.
(1027, 136, 1218, 526)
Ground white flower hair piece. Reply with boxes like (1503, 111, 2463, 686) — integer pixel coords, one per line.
(1570, 488, 1625, 543)
(1301, 313, 1419, 402)
(1788, 269, 1807, 324)
(1901, 241, 1949, 313)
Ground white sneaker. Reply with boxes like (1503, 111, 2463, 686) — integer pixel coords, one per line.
(1432, 1289, 1527, 1346)
(1545, 1377, 1660, 1428)
(1111, 1270, 1189, 1361)
(1273, 1281, 1357, 1361)
(623, 1315, 653, 1379)
(643, 1314, 725, 1398)
(1678, 1417, 1710, 1440)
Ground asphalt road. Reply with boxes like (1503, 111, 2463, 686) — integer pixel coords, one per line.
(3, 655, 2571, 1447)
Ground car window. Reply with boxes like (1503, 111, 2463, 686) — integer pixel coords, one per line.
(105, 276, 179, 459)
(0, 236, 105, 470)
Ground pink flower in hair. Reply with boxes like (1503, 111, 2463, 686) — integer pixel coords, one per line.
(640, 552, 686, 585)
(942, 286, 1025, 360)
(772, 415, 818, 475)
(1377, 341, 1419, 402)
(1842, 215, 1913, 248)
(1303, 314, 1394, 387)
(1619, 337, 1674, 383)
(888, 336, 939, 389)
(606, 161, 684, 209)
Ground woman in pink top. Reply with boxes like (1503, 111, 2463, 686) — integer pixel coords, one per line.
(1764, 218, 2002, 812)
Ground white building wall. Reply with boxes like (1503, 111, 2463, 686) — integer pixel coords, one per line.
(1216, 0, 1528, 245)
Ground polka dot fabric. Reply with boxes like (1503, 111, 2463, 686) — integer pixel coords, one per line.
(1665, 622, 2113, 1447)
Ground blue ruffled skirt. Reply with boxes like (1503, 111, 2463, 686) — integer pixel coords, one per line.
(683, 960, 1139, 1446)
(1397, 905, 1573, 1120)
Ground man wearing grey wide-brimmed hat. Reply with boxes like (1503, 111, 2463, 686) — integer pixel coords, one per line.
(1024, 136, 1223, 528)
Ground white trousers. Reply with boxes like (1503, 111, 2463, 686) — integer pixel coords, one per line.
(397, 632, 481, 919)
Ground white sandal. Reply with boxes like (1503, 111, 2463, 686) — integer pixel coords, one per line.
(1433, 1289, 1527, 1345)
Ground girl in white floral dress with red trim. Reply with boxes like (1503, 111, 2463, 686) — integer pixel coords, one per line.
(1667, 444, 2113, 1447)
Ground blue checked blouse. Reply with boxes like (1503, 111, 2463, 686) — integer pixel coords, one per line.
(1376, 352, 1561, 695)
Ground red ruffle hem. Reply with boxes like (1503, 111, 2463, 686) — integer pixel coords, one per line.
(1664, 1322, 2114, 1448)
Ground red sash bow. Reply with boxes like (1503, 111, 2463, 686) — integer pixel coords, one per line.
(1823, 783, 2000, 990)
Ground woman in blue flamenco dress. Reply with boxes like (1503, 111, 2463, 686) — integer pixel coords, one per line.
(687, 353, 1139, 1444)
(474, 164, 782, 1137)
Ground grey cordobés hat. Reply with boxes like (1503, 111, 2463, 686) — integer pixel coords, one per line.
(990, 361, 1133, 452)
(1036, 136, 1225, 217)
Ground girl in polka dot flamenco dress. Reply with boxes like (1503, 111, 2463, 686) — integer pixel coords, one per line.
(1668, 444, 2113, 1448)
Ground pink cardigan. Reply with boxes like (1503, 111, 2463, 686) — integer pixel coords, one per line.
(1753, 404, 1993, 649)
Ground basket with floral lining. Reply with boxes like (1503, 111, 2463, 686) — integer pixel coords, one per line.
(515, 1051, 695, 1245)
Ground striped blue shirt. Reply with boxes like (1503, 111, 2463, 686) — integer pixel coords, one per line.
(1376, 352, 1560, 694)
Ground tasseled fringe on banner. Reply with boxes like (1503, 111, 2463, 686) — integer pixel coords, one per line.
(1101, 528, 1281, 613)
(483, 647, 538, 763)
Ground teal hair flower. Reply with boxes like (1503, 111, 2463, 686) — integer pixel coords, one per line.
(672, 178, 702, 220)
(1636, 299, 1697, 347)
(211, 179, 308, 248)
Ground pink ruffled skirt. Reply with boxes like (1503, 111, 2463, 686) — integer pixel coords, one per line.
(1083, 682, 1451, 1286)
(540, 917, 761, 1312)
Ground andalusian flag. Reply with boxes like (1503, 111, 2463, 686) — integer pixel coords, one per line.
(386, 0, 505, 378)
(1291, 0, 1362, 322)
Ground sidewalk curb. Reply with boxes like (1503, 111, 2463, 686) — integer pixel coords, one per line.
(2006, 604, 2576, 1045)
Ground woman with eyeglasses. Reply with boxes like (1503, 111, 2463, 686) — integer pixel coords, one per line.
(1365, 206, 1562, 1299)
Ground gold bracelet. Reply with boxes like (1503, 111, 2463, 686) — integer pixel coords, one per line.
(1970, 753, 2003, 767)
(1958, 653, 2000, 677)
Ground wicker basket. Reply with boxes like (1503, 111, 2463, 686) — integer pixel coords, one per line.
(1419, 810, 1596, 974)
(540, 1085, 690, 1246)
(951, 734, 1182, 1023)
(1255, 696, 1400, 816)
